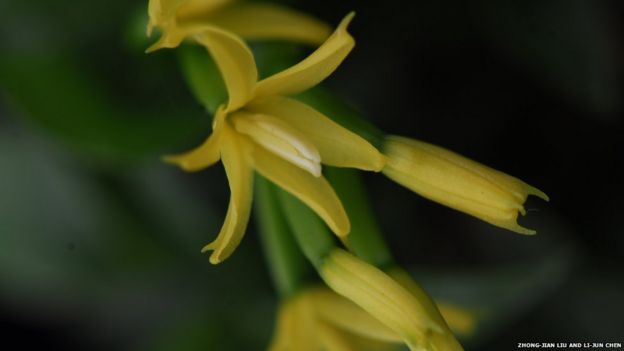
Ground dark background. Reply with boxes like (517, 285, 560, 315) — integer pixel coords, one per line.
(1, 0, 623, 349)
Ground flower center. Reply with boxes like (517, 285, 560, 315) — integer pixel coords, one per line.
(231, 112, 322, 177)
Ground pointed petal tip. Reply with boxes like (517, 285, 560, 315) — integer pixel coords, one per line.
(528, 185, 550, 202)
(161, 154, 178, 164)
(510, 224, 537, 236)
(341, 11, 356, 29)
(145, 43, 161, 54)
(161, 154, 194, 171)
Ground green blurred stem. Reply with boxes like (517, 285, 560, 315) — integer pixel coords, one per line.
(324, 167, 395, 269)
(276, 186, 337, 269)
(255, 176, 311, 297)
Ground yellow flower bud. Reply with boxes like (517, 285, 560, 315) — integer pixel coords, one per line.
(319, 249, 463, 351)
(383, 136, 548, 234)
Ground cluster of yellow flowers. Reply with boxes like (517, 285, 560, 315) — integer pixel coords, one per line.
(146, 1, 547, 350)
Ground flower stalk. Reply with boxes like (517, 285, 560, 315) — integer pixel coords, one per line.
(255, 175, 311, 297)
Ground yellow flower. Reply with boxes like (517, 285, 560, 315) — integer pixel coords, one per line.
(320, 249, 464, 351)
(165, 14, 385, 264)
(388, 268, 477, 338)
(383, 136, 549, 234)
(270, 286, 403, 351)
(146, 0, 332, 52)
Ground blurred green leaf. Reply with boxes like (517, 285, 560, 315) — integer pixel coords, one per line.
(0, 126, 273, 350)
(0, 54, 209, 165)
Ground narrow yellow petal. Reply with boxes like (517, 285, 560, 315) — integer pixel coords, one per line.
(383, 136, 548, 234)
(163, 108, 226, 171)
(250, 142, 350, 237)
(437, 303, 477, 337)
(175, 0, 232, 23)
(202, 127, 253, 264)
(194, 26, 257, 112)
(231, 111, 322, 177)
(206, 3, 332, 46)
(320, 249, 457, 351)
(247, 96, 385, 171)
(145, 27, 189, 53)
(310, 288, 403, 343)
(253, 12, 355, 99)
(162, 132, 221, 172)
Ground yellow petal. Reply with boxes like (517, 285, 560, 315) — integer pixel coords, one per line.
(253, 12, 355, 99)
(250, 142, 350, 237)
(147, 0, 185, 35)
(194, 26, 257, 112)
(146, 0, 189, 52)
(146, 0, 234, 52)
(317, 323, 356, 351)
(437, 303, 476, 337)
(388, 268, 466, 350)
(201, 127, 253, 264)
(310, 288, 402, 343)
(231, 111, 322, 177)
(206, 3, 332, 46)
(270, 293, 319, 351)
(383, 136, 548, 235)
(320, 249, 457, 351)
(163, 107, 226, 171)
(247, 96, 385, 171)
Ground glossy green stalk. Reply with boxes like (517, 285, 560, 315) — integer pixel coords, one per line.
(324, 167, 394, 269)
(275, 186, 336, 268)
(255, 176, 311, 297)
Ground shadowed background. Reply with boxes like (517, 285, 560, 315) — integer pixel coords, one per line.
(1, 0, 623, 350)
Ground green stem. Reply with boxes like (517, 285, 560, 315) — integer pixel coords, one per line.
(255, 175, 312, 297)
(275, 186, 337, 269)
(324, 167, 395, 269)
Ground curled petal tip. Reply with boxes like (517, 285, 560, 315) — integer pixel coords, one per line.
(202, 244, 224, 264)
